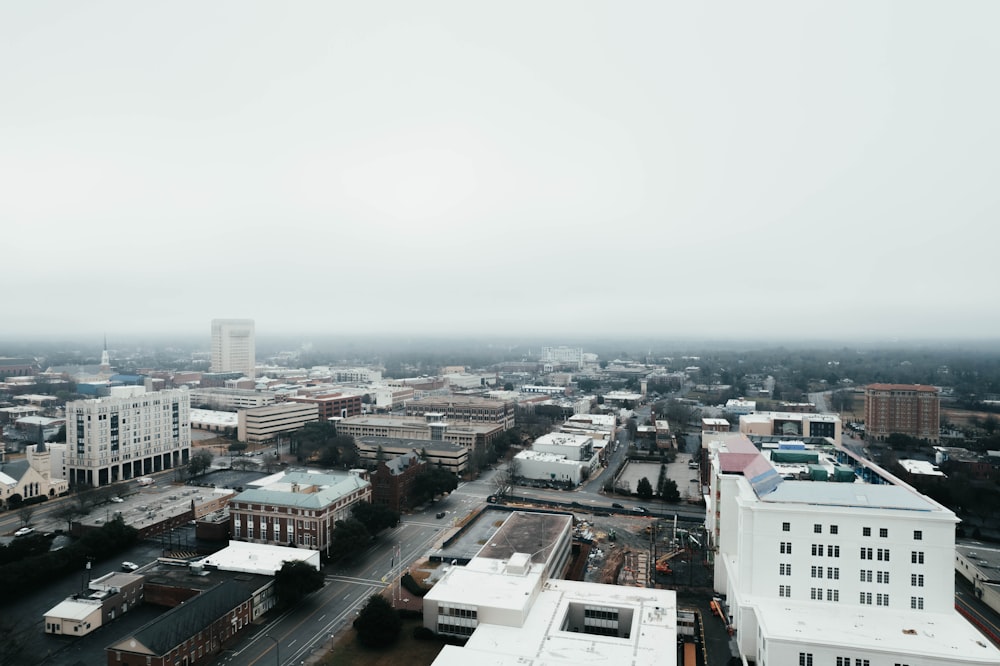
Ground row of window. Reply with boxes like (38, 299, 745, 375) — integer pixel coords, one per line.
(811, 544, 841, 557)
(783, 523, 923, 541)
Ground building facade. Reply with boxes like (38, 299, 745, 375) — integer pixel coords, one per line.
(864, 383, 940, 443)
(229, 470, 371, 553)
(287, 392, 363, 421)
(405, 396, 515, 431)
(65, 387, 191, 488)
(336, 415, 503, 458)
(188, 388, 275, 411)
(370, 452, 426, 511)
(210, 319, 256, 378)
(739, 410, 842, 445)
(355, 437, 470, 475)
(704, 431, 999, 666)
(237, 402, 318, 444)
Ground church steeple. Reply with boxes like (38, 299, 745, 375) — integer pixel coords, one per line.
(99, 334, 112, 374)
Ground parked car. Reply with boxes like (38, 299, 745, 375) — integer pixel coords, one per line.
(121, 561, 140, 572)
(435, 511, 446, 519)
(110, 496, 124, 503)
(14, 527, 33, 537)
(611, 503, 625, 509)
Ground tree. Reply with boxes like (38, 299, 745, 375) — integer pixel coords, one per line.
(353, 594, 402, 648)
(659, 478, 681, 502)
(493, 457, 520, 503)
(636, 477, 654, 500)
(352, 501, 400, 535)
(228, 441, 248, 457)
(262, 453, 279, 474)
(5, 494, 22, 509)
(328, 519, 372, 561)
(187, 449, 214, 477)
(53, 502, 82, 532)
(16, 506, 34, 528)
(274, 560, 324, 609)
(411, 467, 459, 505)
(503, 382, 514, 391)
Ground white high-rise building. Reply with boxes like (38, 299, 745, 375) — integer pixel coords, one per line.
(211, 318, 256, 378)
(66, 387, 191, 487)
(540, 346, 584, 369)
(705, 432, 999, 666)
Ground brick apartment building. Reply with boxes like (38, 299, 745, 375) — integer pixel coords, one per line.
(370, 451, 426, 512)
(287, 391, 363, 421)
(864, 383, 940, 443)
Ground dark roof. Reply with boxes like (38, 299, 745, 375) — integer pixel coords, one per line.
(384, 452, 423, 475)
(0, 460, 30, 482)
(114, 580, 255, 656)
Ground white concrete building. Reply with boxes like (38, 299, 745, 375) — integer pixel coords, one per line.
(956, 542, 1000, 616)
(237, 402, 318, 444)
(739, 410, 842, 445)
(723, 398, 757, 415)
(196, 540, 321, 574)
(705, 431, 1000, 666)
(65, 387, 191, 487)
(188, 387, 275, 410)
(540, 346, 584, 369)
(425, 511, 677, 666)
(210, 318, 256, 378)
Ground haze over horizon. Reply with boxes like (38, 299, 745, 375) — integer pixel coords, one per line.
(3, 2, 998, 342)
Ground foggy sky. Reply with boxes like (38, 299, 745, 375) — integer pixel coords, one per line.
(2, 2, 998, 343)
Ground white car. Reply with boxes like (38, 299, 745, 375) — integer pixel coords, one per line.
(14, 527, 34, 537)
(110, 497, 124, 503)
(121, 561, 140, 572)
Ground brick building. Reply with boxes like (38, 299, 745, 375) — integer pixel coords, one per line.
(864, 383, 940, 443)
(371, 452, 426, 512)
(287, 391, 363, 421)
(405, 395, 515, 431)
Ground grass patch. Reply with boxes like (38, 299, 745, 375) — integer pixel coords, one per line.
(316, 618, 445, 666)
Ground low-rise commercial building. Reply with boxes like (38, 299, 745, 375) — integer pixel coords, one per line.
(336, 414, 503, 458)
(405, 395, 515, 430)
(355, 437, 470, 475)
(425, 511, 676, 666)
(287, 391, 363, 421)
(237, 402, 319, 444)
(44, 571, 144, 637)
(739, 410, 842, 445)
(188, 387, 275, 410)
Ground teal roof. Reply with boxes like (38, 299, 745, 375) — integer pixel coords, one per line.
(234, 471, 369, 509)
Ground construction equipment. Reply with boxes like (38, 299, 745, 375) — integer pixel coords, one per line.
(655, 548, 684, 574)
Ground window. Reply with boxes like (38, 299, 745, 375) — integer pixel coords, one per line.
(828, 545, 840, 558)
(827, 567, 840, 580)
(814, 524, 822, 534)
(912, 551, 924, 564)
(877, 570, 890, 584)
(913, 530, 922, 541)
(879, 528, 888, 538)
(811, 544, 823, 557)
(811, 566, 823, 579)
(876, 593, 889, 606)
(826, 589, 839, 602)
(837, 659, 850, 666)
(782, 522, 790, 532)
(911, 574, 924, 587)
(855, 661, 870, 666)
(780, 542, 792, 554)
(877, 548, 890, 562)
(860, 569, 872, 582)
(862, 526, 871, 537)
(798, 653, 813, 666)
(859, 592, 872, 605)
(810, 587, 823, 600)
(829, 525, 839, 535)
(860, 547, 873, 560)
(779, 585, 791, 598)
(910, 597, 924, 610)
(780, 563, 792, 576)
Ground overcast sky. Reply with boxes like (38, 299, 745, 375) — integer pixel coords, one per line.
(2, 1, 998, 344)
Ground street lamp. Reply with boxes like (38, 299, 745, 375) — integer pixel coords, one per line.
(265, 634, 279, 666)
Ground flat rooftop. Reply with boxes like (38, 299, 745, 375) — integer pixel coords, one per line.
(432, 579, 677, 666)
(755, 599, 999, 664)
(761, 481, 944, 512)
(476, 512, 572, 564)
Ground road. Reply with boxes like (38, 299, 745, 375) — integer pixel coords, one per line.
(219, 506, 453, 666)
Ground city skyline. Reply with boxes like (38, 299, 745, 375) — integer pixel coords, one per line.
(2, 2, 998, 341)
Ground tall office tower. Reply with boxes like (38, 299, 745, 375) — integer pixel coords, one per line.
(864, 383, 940, 443)
(65, 386, 191, 487)
(210, 319, 256, 379)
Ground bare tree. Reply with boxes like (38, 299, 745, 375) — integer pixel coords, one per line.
(493, 458, 520, 503)
(17, 505, 34, 527)
(53, 503, 83, 532)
